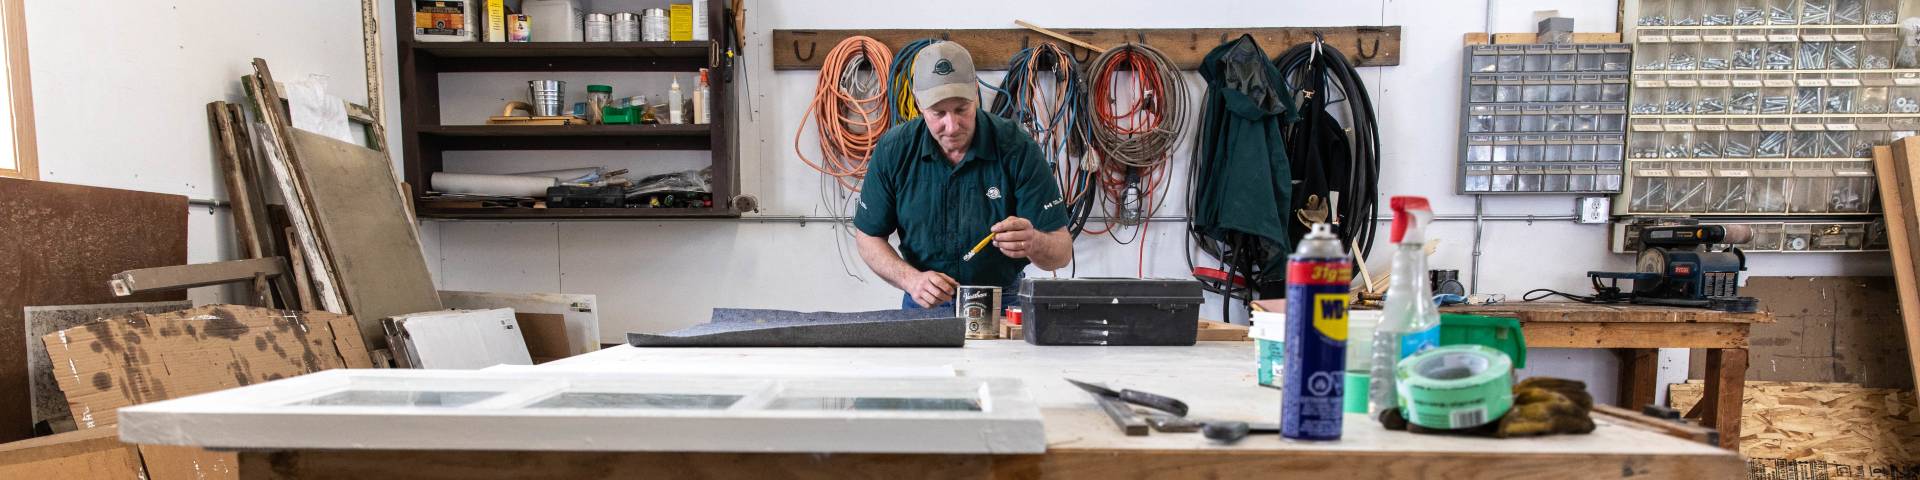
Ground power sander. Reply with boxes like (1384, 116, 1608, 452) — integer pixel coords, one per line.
(1585, 225, 1758, 312)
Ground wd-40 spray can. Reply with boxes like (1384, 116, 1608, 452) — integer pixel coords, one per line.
(1281, 223, 1351, 441)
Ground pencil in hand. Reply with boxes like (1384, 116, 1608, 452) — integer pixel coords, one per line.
(962, 232, 997, 262)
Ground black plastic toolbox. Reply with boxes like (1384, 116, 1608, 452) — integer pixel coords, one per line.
(1019, 278, 1205, 346)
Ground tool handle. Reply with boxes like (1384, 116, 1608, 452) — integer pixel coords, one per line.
(1119, 389, 1189, 417)
(1202, 421, 1251, 443)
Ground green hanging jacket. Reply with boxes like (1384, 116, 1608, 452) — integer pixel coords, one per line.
(1191, 35, 1298, 289)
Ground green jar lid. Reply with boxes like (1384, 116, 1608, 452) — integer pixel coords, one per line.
(587, 84, 613, 93)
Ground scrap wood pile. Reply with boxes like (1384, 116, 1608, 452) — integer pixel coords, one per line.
(1672, 381, 1920, 475)
(203, 58, 443, 359)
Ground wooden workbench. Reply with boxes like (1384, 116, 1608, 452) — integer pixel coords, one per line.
(236, 341, 1741, 479)
(1444, 302, 1772, 450)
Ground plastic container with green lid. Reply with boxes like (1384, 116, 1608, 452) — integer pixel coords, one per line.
(586, 85, 614, 124)
(1438, 313, 1526, 369)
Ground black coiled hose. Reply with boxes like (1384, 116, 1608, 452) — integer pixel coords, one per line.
(1273, 40, 1382, 259)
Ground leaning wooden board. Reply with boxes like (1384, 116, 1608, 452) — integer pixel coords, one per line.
(1884, 140, 1920, 392)
(0, 178, 187, 443)
(288, 130, 442, 351)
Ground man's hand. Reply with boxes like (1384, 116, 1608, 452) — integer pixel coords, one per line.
(990, 216, 1074, 270)
(909, 270, 959, 308)
(991, 217, 1039, 258)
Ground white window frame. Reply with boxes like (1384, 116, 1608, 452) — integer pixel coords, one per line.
(0, 0, 33, 180)
(117, 369, 1046, 454)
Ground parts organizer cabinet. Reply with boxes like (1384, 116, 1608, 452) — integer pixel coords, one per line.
(1619, 0, 1920, 217)
(392, 0, 737, 219)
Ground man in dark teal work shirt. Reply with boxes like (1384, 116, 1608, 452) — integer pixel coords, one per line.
(853, 42, 1074, 309)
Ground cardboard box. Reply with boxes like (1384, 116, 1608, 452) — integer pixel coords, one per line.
(41, 305, 371, 429)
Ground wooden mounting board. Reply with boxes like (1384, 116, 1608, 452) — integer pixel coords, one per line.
(772, 26, 1400, 70)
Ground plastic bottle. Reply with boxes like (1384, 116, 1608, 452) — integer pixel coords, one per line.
(668, 78, 685, 124)
(693, 69, 711, 125)
(1367, 196, 1441, 418)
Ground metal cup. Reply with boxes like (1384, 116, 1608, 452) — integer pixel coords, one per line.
(529, 80, 566, 117)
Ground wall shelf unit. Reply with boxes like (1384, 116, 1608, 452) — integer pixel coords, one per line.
(393, 0, 737, 220)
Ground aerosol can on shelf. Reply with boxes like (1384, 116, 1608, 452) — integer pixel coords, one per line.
(1281, 223, 1350, 441)
(1368, 196, 1440, 419)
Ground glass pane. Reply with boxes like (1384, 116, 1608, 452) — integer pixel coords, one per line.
(529, 392, 742, 409)
(291, 390, 502, 407)
(767, 396, 983, 411)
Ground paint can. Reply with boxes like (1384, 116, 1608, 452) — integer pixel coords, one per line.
(528, 80, 566, 117)
(611, 12, 641, 42)
(584, 13, 611, 42)
(957, 286, 1001, 339)
(1280, 223, 1350, 441)
(641, 8, 669, 42)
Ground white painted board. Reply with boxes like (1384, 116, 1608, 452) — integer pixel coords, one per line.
(116, 369, 1045, 454)
(439, 290, 601, 356)
(394, 309, 533, 369)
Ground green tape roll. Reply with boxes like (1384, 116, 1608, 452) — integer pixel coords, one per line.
(1394, 344, 1513, 429)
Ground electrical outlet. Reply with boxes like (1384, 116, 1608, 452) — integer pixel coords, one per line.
(1577, 197, 1611, 224)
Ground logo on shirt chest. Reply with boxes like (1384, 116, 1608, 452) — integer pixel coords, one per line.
(985, 187, 1002, 200)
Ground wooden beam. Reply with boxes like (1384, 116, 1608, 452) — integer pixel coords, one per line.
(1885, 140, 1920, 392)
(1591, 404, 1718, 446)
(772, 26, 1401, 71)
(1523, 322, 1749, 349)
(1446, 303, 1771, 324)
(1694, 349, 1748, 450)
(237, 448, 1744, 479)
(1615, 348, 1660, 410)
(108, 257, 289, 297)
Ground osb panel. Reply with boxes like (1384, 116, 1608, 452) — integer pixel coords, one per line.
(1672, 381, 1920, 478)
(1690, 277, 1911, 389)
(0, 177, 187, 443)
(41, 305, 371, 430)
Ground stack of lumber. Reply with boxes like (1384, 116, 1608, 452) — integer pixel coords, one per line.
(204, 59, 441, 354)
(1672, 381, 1920, 477)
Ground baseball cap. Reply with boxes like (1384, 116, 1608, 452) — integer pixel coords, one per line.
(910, 41, 979, 113)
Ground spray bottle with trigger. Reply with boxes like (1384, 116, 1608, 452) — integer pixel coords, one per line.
(1367, 196, 1441, 420)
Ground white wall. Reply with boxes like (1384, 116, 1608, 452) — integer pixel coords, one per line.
(21, 1, 1890, 407)
(24, 0, 396, 305)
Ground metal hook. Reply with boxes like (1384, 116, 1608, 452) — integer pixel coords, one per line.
(1356, 36, 1380, 60)
(940, 32, 950, 41)
(1219, 32, 1229, 45)
(793, 40, 816, 62)
(1020, 35, 1029, 50)
(1189, 32, 1197, 50)
(1135, 30, 1146, 45)
(1071, 45, 1092, 63)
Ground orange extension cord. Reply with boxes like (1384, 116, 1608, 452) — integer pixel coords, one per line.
(1086, 44, 1184, 277)
(794, 36, 895, 192)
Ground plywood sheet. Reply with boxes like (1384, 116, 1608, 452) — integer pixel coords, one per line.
(41, 305, 371, 430)
(0, 177, 187, 443)
(288, 130, 441, 349)
(25, 301, 191, 433)
(1671, 381, 1920, 477)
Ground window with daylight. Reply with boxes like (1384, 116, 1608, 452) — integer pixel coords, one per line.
(0, 0, 34, 180)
